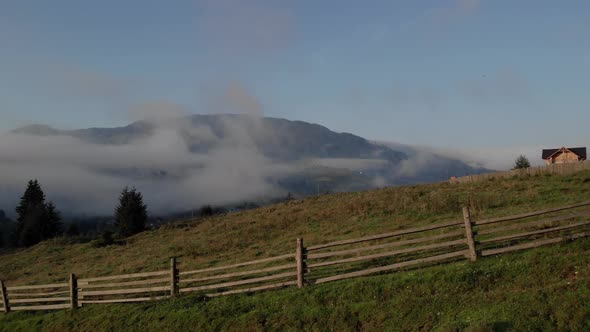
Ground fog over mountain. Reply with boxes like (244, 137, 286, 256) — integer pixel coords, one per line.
(0, 114, 488, 217)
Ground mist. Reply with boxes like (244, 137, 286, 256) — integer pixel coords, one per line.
(0, 112, 299, 218)
(378, 141, 548, 178)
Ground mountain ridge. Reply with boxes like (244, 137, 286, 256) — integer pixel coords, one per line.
(7, 114, 489, 214)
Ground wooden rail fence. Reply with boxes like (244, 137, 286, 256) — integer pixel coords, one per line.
(453, 160, 590, 184)
(2, 201, 590, 313)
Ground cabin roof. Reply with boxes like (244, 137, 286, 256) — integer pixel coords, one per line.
(542, 147, 587, 160)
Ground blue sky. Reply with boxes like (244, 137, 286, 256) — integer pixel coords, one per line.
(1, 0, 589, 148)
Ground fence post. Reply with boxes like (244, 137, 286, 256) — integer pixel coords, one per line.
(170, 257, 179, 297)
(69, 273, 78, 310)
(0, 280, 9, 313)
(462, 207, 478, 262)
(296, 238, 306, 288)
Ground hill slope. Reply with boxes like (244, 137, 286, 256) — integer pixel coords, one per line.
(1, 171, 590, 330)
(2, 238, 590, 331)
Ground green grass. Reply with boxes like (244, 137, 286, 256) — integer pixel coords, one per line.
(2, 171, 590, 331)
(2, 237, 590, 331)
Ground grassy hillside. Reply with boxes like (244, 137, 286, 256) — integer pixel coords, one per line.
(1, 237, 590, 331)
(1, 171, 590, 331)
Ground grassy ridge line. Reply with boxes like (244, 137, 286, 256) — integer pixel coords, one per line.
(1, 171, 590, 287)
(1, 236, 589, 331)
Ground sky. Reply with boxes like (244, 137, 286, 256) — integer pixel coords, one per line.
(1, 0, 589, 149)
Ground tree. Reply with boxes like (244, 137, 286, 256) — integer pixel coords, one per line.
(513, 155, 531, 169)
(42, 202, 62, 239)
(199, 205, 213, 217)
(15, 180, 62, 246)
(16, 180, 45, 228)
(65, 223, 80, 237)
(19, 204, 44, 246)
(0, 209, 16, 248)
(286, 192, 294, 201)
(114, 187, 148, 237)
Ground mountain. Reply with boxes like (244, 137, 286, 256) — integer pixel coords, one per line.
(14, 115, 405, 161)
(11, 115, 489, 211)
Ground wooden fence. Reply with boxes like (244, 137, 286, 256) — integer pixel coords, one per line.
(454, 161, 590, 184)
(2, 200, 590, 313)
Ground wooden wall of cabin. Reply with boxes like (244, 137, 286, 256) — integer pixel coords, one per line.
(546, 151, 582, 165)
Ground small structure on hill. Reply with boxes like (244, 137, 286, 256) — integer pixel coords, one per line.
(542, 147, 587, 165)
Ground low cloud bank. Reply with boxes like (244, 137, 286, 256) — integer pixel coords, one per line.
(438, 145, 547, 170)
(1, 110, 551, 218)
(0, 115, 296, 217)
(380, 141, 547, 175)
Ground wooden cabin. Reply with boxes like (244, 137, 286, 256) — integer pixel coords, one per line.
(542, 147, 587, 165)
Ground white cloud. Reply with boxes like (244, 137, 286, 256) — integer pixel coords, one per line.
(0, 115, 296, 217)
(201, 81, 265, 116)
(308, 158, 388, 171)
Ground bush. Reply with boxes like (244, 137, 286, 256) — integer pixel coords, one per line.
(93, 230, 115, 247)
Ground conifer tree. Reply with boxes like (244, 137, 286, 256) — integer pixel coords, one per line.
(15, 180, 62, 246)
(16, 180, 45, 226)
(114, 187, 148, 237)
(513, 155, 531, 169)
(66, 223, 80, 237)
(43, 202, 62, 238)
(19, 204, 44, 246)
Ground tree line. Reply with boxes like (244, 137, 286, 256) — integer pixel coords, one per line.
(0, 180, 148, 248)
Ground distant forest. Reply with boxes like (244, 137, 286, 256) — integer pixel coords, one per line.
(0, 180, 294, 250)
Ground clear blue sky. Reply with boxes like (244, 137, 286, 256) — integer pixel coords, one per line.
(1, 0, 589, 148)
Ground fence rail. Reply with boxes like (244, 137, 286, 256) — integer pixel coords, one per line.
(2, 201, 590, 313)
(454, 160, 590, 184)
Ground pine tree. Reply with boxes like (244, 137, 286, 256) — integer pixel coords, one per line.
(199, 205, 213, 217)
(66, 223, 80, 237)
(114, 187, 148, 237)
(0, 210, 4, 248)
(513, 155, 531, 169)
(42, 202, 62, 239)
(15, 180, 45, 246)
(19, 204, 44, 246)
(0, 209, 16, 248)
(14, 180, 62, 246)
(16, 180, 45, 228)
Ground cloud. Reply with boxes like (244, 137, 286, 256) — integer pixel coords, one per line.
(393, 150, 439, 177)
(378, 140, 547, 175)
(437, 145, 546, 170)
(392, 143, 546, 171)
(201, 81, 264, 116)
(128, 101, 189, 123)
(0, 114, 296, 217)
(308, 158, 388, 171)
